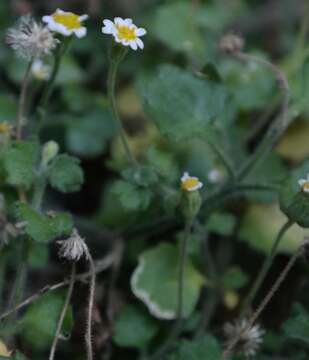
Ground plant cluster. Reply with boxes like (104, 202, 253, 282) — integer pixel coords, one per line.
(0, 1, 309, 360)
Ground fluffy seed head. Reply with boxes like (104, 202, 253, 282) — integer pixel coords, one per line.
(6, 15, 58, 60)
(224, 319, 265, 358)
(58, 228, 89, 262)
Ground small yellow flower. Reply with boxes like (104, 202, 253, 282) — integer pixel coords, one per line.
(181, 172, 203, 192)
(0, 122, 11, 134)
(102, 17, 146, 50)
(298, 174, 309, 193)
(43, 9, 88, 38)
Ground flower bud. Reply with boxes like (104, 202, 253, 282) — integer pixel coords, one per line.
(42, 140, 59, 167)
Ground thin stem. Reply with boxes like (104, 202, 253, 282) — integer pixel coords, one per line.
(36, 38, 71, 133)
(0, 252, 116, 322)
(221, 246, 301, 360)
(85, 253, 96, 360)
(242, 219, 294, 315)
(49, 263, 76, 360)
(107, 47, 138, 166)
(31, 174, 47, 211)
(16, 58, 34, 139)
(233, 52, 290, 180)
(206, 139, 235, 179)
(148, 221, 192, 360)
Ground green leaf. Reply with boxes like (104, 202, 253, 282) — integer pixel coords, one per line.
(221, 267, 249, 290)
(122, 166, 158, 187)
(28, 242, 49, 269)
(48, 154, 84, 193)
(168, 334, 221, 360)
(220, 54, 276, 111)
(239, 204, 305, 254)
(0, 94, 17, 122)
(279, 159, 309, 227)
(112, 180, 152, 211)
(113, 304, 159, 349)
(0, 352, 27, 360)
(15, 202, 73, 243)
(141, 65, 227, 141)
(207, 212, 236, 236)
(152, 2, 206, 59)
(66, 110, 115, 158)
(20, 292, 73, 350)
(282, 304, 309, 345)
(131, 243, 204, 320)
(3, 141, 39, 189)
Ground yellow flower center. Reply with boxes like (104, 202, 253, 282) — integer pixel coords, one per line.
(302, 181, 309, 192)
(0, 122, 11, 134)
(53, 12, 81, 29)
(116, 25, 137, 41)
(181, 177, 200, 191)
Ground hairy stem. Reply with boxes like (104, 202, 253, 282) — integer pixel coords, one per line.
(148, 221, 192, 360)
(36, 38, 71, 133)
(16, 58, 34, 140)
(0, 252, 116, 322)
(242, 219, 294, 314)
(221, 245, 301, 360)
(85, 253, 96, 360)
(107, 47, 137, 166)
(49, 263, 76, 360)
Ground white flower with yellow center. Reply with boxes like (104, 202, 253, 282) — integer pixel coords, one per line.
(298, 174, 309, 193)
(102, 17, 146, 50)
(42, 9, 88, 38)
(181, 172, 203, 192)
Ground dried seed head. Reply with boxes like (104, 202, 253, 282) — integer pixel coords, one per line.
(219, 33, 244, 54)
(58, 228, 89, 262)
(224, 319, 264, 358)
(6, 15, 58, 60)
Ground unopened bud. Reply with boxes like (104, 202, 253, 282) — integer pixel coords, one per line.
(42, 141, 59, 167)
(219, 33, 244, 54)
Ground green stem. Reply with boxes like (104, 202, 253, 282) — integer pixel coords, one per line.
(107, 46, 138, 166)
(233, 52, 290, 180)
(241, 219, 294, 315)
(16, 58, 34, 140)
(31, 174, 47, 211)
(36, 37, 72, 133)
(206, 139, 235, 179)
(148, 221, 192, 360)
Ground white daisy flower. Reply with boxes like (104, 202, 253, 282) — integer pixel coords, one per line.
(102, 17, 146, 51)
(298, 174, 309, 193)
(42, 9, 88, 38)
(181, 172, 203, 192)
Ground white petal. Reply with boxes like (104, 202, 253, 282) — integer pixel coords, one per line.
(123, 18, 133, 26)
(129, 40, 138, 50)
(114, 17, 124, 25)
(56, 8, 65, 14)
(298, 179, 306, 187)
(79, 14, 89, 21)
(304, 187, 309, 193)
(42, 15, 52, 24)
(136, 27, 147, 37)
(136, 38, 144, 49)
(74, 27, 87, 38)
